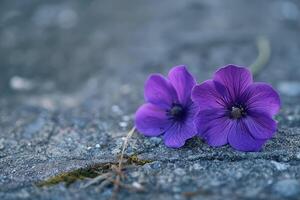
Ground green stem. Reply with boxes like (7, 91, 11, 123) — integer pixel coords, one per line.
(250, 36, 271, 77)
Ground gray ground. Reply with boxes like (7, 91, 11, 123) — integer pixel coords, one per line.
(0, 0, 300, 199)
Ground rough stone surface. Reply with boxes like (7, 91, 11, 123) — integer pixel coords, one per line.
(272, 179, 300, 198)
(0, 0, 300, 200)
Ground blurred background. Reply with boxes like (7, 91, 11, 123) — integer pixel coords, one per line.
(1, 1, 300, 199)
(0, 0, 299, 102)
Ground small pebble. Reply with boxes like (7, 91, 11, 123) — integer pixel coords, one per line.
(118, 121, 128, 128)
(132, 182, 143, 190)
(151, 161, 161, 169)
(174, 168, 186, 176)
(10, 76, 34, 91)
(149, 137, 162, 145)
(287, 115, 295, 121)
(271, 161, 289, 171)
(192, 163, 202, 171)
(95, 144, 100, 148)
(122, 115, 131, 121)
(87, 146, 92, 150)
(172, 186, 181, 193)
(111, 105, 123, 115)
(0, 138, 5, 150)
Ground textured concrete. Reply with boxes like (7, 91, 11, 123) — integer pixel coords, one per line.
(0, 0, 300, 199)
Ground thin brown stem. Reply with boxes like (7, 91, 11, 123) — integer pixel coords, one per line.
(110, 127, 136, 200)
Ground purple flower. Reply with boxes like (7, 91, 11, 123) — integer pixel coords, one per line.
(192, 64, 281, 152)
(135, 66, 198, 148)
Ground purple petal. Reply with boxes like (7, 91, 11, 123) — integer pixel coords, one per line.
(168, 66, 196, 106)
(228, 120, 266, 152)
(213, 65, 253, 101)
(241, 83, 281, 116)
(192, 80, 230, 111)
(244, 111, 277, 140)
(186, 102, 199, 120)
(135, 103, 172, 136)
(195, 109, 231, 147)
(163, 120, 197, 148)
(145, 74, 177, 109)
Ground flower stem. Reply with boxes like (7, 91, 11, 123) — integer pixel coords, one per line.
(250, 36, 271, 77)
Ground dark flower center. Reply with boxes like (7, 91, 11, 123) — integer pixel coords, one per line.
(168, 104, 186, 121)
(230, 105, 246, 119)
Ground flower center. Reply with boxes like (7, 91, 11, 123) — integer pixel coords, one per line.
(169, 104, 186, 121)
(230, 106, 246, 119)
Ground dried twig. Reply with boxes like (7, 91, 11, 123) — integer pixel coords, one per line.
(81, 127, 141, 199)
(119, 127, 136, 169)
(95, 179, 112, 193)
(81, 172, 112, 188)
(111, 127, 135, 200)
